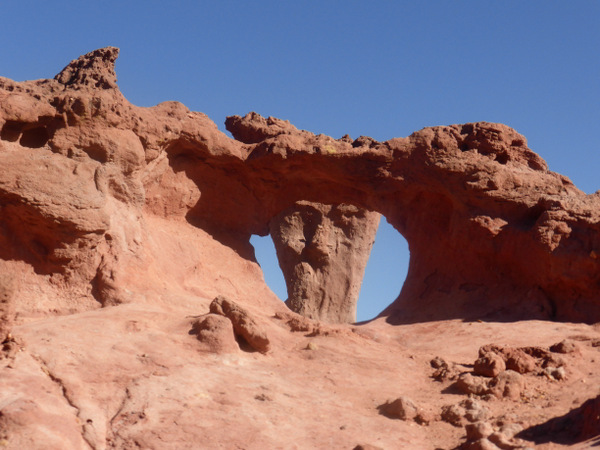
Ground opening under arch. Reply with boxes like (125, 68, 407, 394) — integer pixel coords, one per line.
(250, 234, 287, 301)
(356, 220, 409, 322)
(250, 218, 409, 323)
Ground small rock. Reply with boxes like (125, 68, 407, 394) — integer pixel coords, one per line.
(474, 352, 506, 377)
(550, 340, 578, 354)
(209, 296, 270, 353)
(541, 353, 566, 369)
(431, 357, 453, 380)
(495, 414, 518, 427)
(499, 423, 523, 439)
(379, 396, 419, 421)
(543, 366, 566, 380)
(553, 366, 567, 380)
(505, 349, 537, 374)
(415, 410, 433, 426)
(254, 393, 272, 402)
(466, 438, 502, 450)
(456, 373, 489, 396)
(441, 404, 465, 427)
(478, 344, 505, 358)
(190, 314, 239, 354)
(441, 399, 490, 427)
(1, 336, 20, 359)
(305, 342, 318, 351)
(465, 421, 494, 440)
(430, 356, 447, 369)
(463, 399, 490, 423)
(353, 445, 383, 450)
(488, 370, 525, 400)
(488, 431, 523, 449)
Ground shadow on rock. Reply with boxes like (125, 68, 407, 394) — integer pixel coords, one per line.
(517, 395, 600, 445)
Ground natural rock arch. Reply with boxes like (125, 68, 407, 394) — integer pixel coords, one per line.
(219, 113, 600, 324)
(356, 220, 410, 322)
(2, 47, 600, 325)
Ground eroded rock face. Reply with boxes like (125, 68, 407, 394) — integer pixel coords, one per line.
(0, 270, 16, 341)
(1, 47, 600, 326)
(1, 46, 600, 449)
(224, 113, 600, 324)
(270, 201, 380, 323)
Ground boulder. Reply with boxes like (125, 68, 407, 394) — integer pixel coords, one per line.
(379, 396, 419, 421)
(209, 296, 271, 353)
(190, 314, 239, 354)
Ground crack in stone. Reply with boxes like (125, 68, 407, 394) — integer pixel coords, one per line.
(108, 387, 131, 430)
(107, 383, 148, 449)
(31, 353, 96, 450)
(106, 387, 131, 448)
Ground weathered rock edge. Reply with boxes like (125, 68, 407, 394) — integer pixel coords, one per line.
(1, 47, 600, 324)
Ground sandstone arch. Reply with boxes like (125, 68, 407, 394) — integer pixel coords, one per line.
(2, 47, 600, 324)
(356, 221, 409, 322)
(220, 113, 600, 324)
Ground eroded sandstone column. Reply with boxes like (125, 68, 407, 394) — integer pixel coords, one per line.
(269, 201, 380, 323)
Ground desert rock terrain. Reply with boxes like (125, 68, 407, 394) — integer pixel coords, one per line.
(1, 48, 600, 449)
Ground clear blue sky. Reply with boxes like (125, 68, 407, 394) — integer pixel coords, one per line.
(2, 2, 599, 320)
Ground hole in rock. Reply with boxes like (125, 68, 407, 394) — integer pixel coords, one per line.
(250, 220, 409, 323)
(1, 121, 24, 142)
(494, 152, 509, 165)
(357, 220, 409, 322)
(82, 144, 109, 163)
(20, 126, 50, 148)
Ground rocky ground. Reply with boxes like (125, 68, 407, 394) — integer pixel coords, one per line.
(1, 48, 600, 449)
(3, 278, 600, 449)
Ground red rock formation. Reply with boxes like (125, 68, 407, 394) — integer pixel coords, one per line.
(270, 201, 379, 323)
(225, 114, 600, 324)
(2, 48, 600, 448)
(2, 47, 600, 325)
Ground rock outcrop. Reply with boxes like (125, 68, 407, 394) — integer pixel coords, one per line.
(224, 113, 600, 324)
(209, 295, 271, 353)
(270, 201, 380, 323)
(4, 46, 600, 450)
(2, 47, 600, 325)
